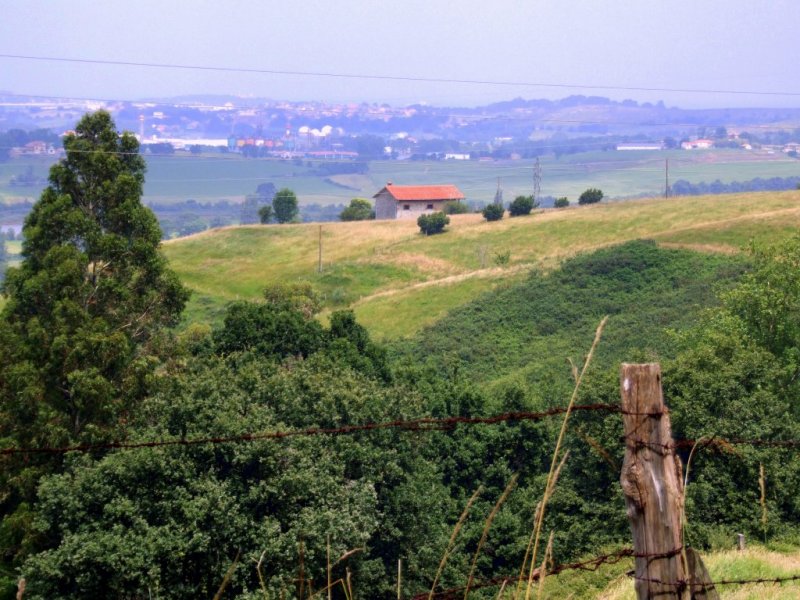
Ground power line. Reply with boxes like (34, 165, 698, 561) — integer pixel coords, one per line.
(2, 53, 800, 98)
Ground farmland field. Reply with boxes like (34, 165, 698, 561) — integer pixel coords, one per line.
(1, 148, 797, 207)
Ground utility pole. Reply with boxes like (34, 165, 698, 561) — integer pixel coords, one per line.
(317, 225, 323, 273)
(533, 157, 542, 205)
(665, 159, 670, 199)
(494, 177, 503, 206)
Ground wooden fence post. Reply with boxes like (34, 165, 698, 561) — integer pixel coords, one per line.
(619, 363, 718, 600)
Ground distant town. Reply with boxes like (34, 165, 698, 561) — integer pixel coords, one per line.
(3, 93, 800, 162)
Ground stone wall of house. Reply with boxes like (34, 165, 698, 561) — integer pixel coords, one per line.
(374, 191, 397, 219)
(394, 200, 447, 219)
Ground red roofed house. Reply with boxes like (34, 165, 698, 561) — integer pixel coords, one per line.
(373, 182, 465, 220)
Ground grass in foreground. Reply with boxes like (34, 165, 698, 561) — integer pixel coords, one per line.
(591, 546, 800, 600)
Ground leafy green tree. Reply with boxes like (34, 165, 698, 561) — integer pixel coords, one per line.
(554, 197, 570, 208)
(417, 211, 450, 235)
(0, 110, 189, 449)
(273, 188, 299, 224)
(722, 236, 800, 360)
(482, 203, 504, 221)
(258, 204, 273, 224)
(508, 195, 536, 216)
(578, 188, 603, 205)
(339, 198, 375, 221)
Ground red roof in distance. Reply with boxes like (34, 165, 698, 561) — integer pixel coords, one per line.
(374, 183, 465, 202)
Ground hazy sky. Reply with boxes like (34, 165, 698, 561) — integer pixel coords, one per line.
(2, 0, 799, 108)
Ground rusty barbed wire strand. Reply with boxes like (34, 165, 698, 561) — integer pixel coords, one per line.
(631, 573, 800, 587)
(0, 403, 621, 456)
(624, 434, 800, 453)
(5, 403, 800, 457)
(415, 546, 689, 599)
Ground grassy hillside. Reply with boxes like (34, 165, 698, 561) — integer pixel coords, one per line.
(535, 546, 800, 599)
(163, 190, 800, 335)
(394, 240, 746, 400)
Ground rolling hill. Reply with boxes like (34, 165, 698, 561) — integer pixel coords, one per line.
(163, 190, 800, 337)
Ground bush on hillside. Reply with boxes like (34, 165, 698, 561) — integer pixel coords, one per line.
(417, 211, 450, 235)
(482, 203, 504, 221)
(339, 198, 375, 221)
(554, 197, 570, 208)
(578, 188, 604, 205)
(508, 195, 536, 216)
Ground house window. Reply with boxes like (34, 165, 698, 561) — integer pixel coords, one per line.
(403, 204, 410, 210)
(426, 204, 434, 209)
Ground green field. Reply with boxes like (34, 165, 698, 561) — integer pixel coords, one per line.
(2, 148, 798, 207)
(163, 190, 800, 337)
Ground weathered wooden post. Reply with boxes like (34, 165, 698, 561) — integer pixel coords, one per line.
(620, 363, 718, 600)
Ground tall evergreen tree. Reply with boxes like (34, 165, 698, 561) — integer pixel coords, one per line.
(0, 111, 189, 449)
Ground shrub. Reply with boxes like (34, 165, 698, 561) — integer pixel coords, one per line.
(482, 203, 504, 221)
(442, 201, 469, 215)
(258, 205, 273, 223)
(554, 197, 570, 208)
(417, 211, 450, 235)
(493, 250, 511, 266)
(578, 188, 604, 205)
(339, 198, 375, 221)
(508, 195, 536, 216)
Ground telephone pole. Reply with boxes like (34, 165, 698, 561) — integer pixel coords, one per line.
(664, 159, 670, 199)
(317, 225, 323, 273)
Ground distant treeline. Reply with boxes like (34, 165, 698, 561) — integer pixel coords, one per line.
(1, 198, 348, 241)
(671, 175, 800, 196)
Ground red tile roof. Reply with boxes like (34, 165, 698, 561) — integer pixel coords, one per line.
(374, 183, 465, 202)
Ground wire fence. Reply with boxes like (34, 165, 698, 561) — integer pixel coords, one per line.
(4, 395, 800, 595)
(0, 404, 620, 456)
(4, 402, 800, 457)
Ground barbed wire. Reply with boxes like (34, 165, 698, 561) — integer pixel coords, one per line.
(417, 549, 633, 599)
(631, 573, 800, 588)
(5, 403, 800, 457)
(416, 546, 689, 599)
(414, 542, 800, 599)
(0, 403, 620, 456)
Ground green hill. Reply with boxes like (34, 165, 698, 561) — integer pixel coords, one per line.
(163, 190, 800, 337)
(393, 239, 747, 400)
